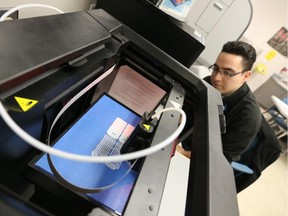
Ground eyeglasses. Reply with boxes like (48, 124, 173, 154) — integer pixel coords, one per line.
(208, 65, 244, 78)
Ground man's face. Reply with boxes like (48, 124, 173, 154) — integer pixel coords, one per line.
(210, 52, 251, 96)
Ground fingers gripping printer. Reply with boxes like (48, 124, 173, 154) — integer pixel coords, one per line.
(0, 9, 239, 216)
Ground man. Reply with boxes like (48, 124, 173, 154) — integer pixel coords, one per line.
(178, 41, 262, 162)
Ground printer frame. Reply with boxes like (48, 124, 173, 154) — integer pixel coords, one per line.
(0, 9, 238, 216)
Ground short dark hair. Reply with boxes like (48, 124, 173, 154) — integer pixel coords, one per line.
(221, 41, 256, 71)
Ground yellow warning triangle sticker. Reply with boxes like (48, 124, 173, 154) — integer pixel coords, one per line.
(143, 124, 151, 131)
(14, 96, 38, 112)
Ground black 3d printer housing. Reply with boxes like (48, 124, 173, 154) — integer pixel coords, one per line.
(0, 8, 238, 216)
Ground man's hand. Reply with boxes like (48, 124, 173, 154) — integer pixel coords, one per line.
(176, 145, 191, 159)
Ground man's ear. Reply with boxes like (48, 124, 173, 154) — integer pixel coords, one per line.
(244, 70, 252, 81)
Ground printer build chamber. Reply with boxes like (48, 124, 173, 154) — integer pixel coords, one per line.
(0, 9, 238, 216)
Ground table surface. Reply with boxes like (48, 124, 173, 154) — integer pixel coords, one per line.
(271, 95, 288, 119)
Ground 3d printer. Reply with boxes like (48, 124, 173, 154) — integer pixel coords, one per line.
(0, 9, 239, 216)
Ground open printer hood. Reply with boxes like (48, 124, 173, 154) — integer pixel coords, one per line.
(0, 9, 238, 216)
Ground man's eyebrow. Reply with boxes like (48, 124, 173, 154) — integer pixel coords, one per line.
(222, 68, 236, 72)
(214, 64, 236, 72)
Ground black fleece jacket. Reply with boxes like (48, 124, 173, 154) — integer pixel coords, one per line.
(204, 76, 262, 162)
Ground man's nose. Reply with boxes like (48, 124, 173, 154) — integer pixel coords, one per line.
(213, 71, 222, 80)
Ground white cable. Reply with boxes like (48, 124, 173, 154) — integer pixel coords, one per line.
(48, 65, 116, 143)
(0, 4, 64, 22)
(0, 102, 186, 163)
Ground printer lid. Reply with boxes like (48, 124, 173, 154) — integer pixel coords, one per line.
(0, 11, 112, 92)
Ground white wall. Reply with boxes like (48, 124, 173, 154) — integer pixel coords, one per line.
(0, 0, 96, 18)
(242, 0, 287, 91)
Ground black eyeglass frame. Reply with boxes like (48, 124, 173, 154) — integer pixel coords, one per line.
(208, 65, 246, 78)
